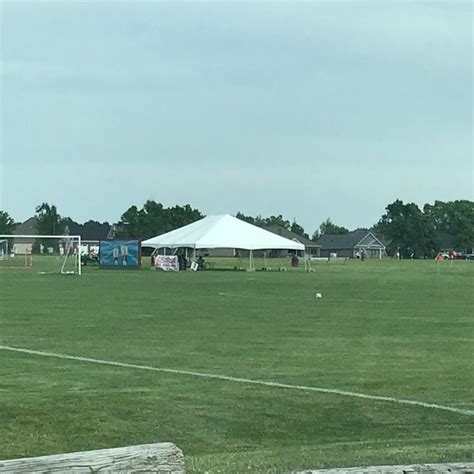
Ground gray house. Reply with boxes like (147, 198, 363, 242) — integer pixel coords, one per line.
(11, 217, 114, 255)
(12, 217, 38, 254)
(316, 229, 386, 259)
(264, 225, 320, 256)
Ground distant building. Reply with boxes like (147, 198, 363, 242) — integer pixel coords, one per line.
(12, 217, 38, 254)
(12, 217, 114, 254)
(264, 225, 321, 256)
(14, 217, 37, 236)
(315, 229, 386, 259)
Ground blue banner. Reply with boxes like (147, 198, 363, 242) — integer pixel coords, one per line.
(99, 240, 140, 269)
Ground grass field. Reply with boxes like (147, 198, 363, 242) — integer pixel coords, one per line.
(0, 258, 473, 472)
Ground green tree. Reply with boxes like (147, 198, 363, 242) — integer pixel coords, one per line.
(377, 200, 435, 258)
(311, 229, 320, 241)
(119, 201, 203, 240)
(235, 212, 266, 228)
(0, 211, 15, 253)
(34, 203, 67, 253)
(35, 203, 66, 235)
(237, 212, 308, 236)
(0, 211, 15, 234)
(423, 200, 473, 250)
(166, 204, 203, 233)
(319, 218, 349, 236)
(119, 205, 145, 239)
(236, 212, 255, 225)
(263, 215, 290, 229)
(290, 221, 309, 239)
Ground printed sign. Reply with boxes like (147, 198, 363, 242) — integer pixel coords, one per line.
(154, 255, 179, 272)
(99, 240, 141, 269)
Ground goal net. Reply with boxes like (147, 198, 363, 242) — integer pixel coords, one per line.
(0, 234, 82, 275)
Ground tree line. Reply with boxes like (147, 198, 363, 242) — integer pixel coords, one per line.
(0, 199, 472, 257)
(375, 199, 473, 257)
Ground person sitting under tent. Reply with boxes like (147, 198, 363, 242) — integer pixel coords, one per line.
(197, 255, 205, 270)
(178, 254, 187, 271)
(89, 248, 99, 263)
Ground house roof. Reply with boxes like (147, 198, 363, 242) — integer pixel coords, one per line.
(264, 225, 319, 247)
(316, 229, 385, 250)
(14, 217, 111, 241)
(356, 232, 386, 249)
(14, 217, 37, 236)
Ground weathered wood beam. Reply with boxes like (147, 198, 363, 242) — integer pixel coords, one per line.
(0, 442, 185, 473)
(292, 462, 474, 474)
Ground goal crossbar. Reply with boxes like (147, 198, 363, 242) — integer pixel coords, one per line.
(0, 234, 82, 275)
(3, 235, 82, 239)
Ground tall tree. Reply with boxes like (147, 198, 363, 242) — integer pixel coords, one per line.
(423, 200, 473, 250)
(119, 201, 203, 240)
(119, 205, 145, 239)
(236, 212, 256, 225)
(0, 211, 15, 234)
(235, 212, 266, 228)
(0, 211, 16, 253)
(34, 203, 67, 253)
(311, 229, 320, 241)
(263, 215, 291, 229)
(376, 200, 435, 258)
(35, 203, 66, 235)
(72, 220, 111, 240)
(237, 212, 308, 237)
(319, 218, 349, 235)
(167, 204, 203, 233)
(290, 221, 309, 239)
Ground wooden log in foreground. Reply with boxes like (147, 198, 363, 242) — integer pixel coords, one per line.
(292, 462, 474, 473)
(0, 442, 185, 473)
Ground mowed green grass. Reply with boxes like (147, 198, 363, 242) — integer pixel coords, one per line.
(0, 259, 472, 472)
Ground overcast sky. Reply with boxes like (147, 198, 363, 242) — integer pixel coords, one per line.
(1, 1, 472, 233)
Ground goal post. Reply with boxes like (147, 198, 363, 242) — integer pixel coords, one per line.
(0, 234, 82, 275)
(0, 239, 9, 260)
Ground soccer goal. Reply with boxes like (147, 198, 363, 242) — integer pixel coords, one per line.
(0, 234, 82, 275)
(0, 239, 8, 260)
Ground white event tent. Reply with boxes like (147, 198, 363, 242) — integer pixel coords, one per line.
(142, 214, 304, 270)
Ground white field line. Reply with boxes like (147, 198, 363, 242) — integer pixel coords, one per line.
(0, 345, 472, 417)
